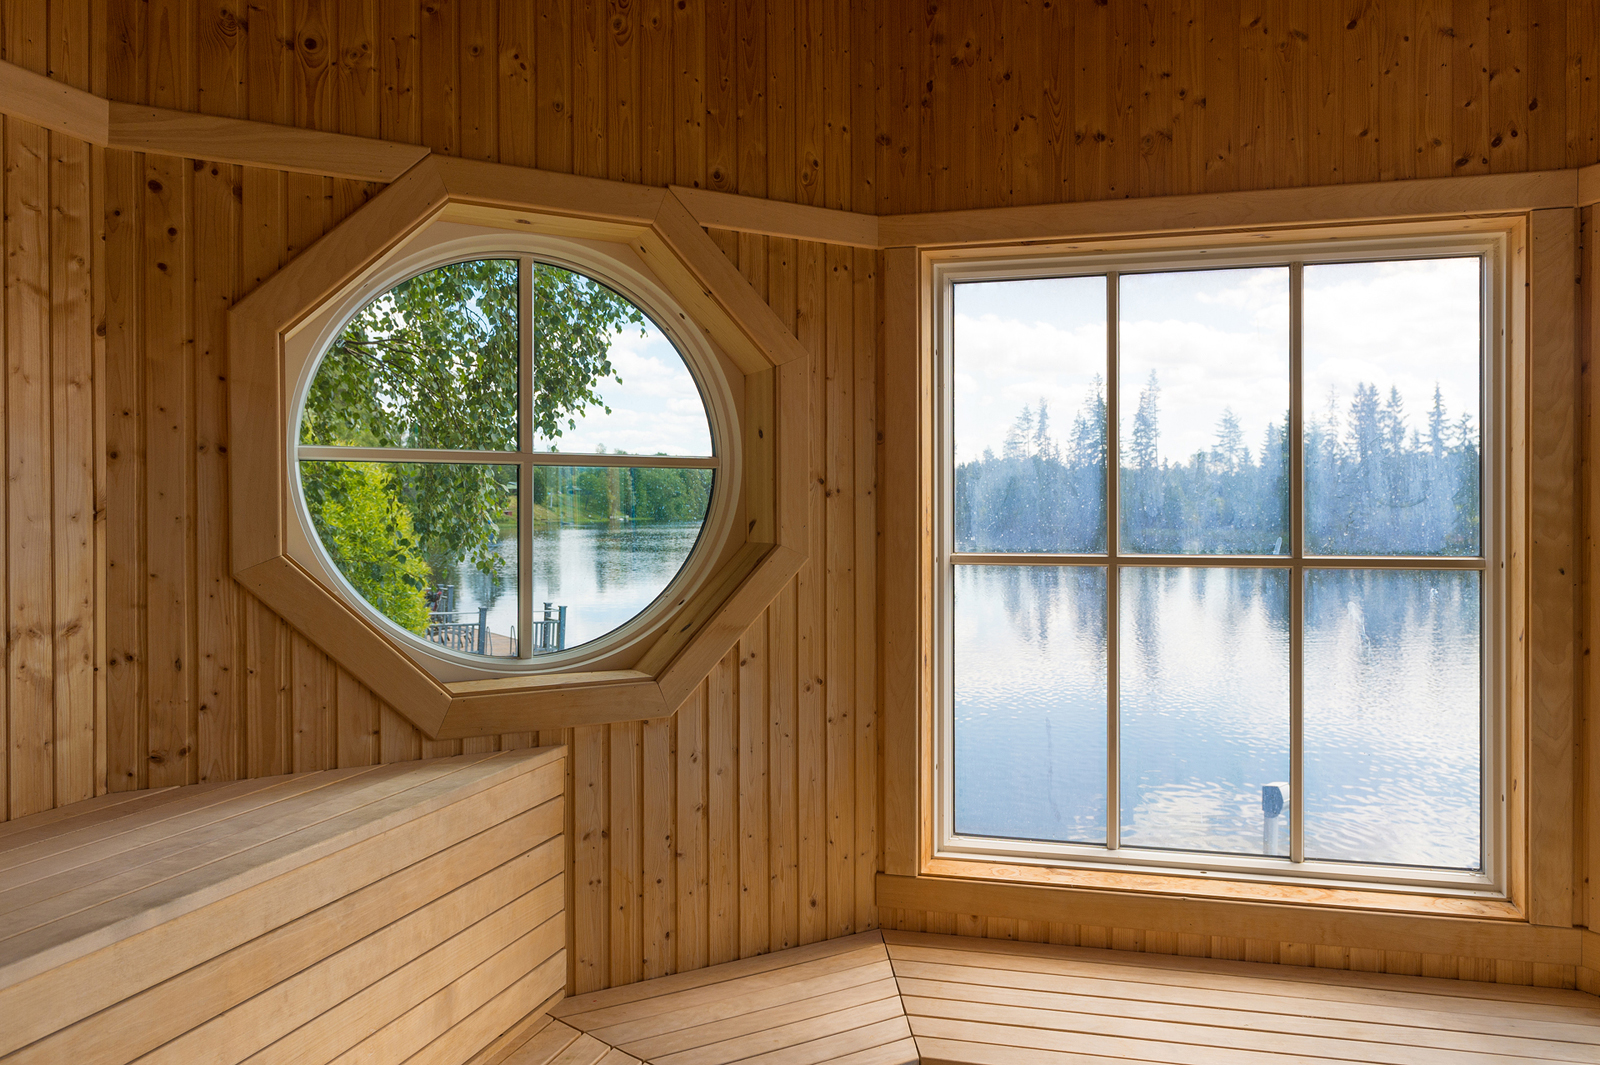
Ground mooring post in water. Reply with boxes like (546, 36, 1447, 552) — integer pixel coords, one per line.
(1262, 782, 1289, 856)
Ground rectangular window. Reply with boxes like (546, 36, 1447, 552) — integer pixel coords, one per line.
(937, 236, 1501, 892)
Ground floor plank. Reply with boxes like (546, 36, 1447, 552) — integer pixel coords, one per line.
(539, 927, 1600, 1064)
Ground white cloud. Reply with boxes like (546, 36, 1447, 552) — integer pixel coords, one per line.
(952, 259, 1482, 465)
(534, 320, 714, 456)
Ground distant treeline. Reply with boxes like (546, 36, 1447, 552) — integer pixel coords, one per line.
(532, 459, 712, 526)
(956, 373, 1480, 556)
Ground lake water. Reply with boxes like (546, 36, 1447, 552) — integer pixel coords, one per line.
(447, 522, 704, 653)
(953, 565, 1482, 870)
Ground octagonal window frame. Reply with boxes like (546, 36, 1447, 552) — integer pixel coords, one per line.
(283, 222, 746, 683)
(229, 161, 810, 738)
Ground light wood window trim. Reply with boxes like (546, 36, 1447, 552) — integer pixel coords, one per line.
(930, 233, 1506, 896)
(882, 204, 1580, 938)
(284, 238, 734, 679)
(227, 161, 812, 739)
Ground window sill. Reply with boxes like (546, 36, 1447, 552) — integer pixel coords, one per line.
(876, 861, 1580, 965)
(908, 857, 1522, 921)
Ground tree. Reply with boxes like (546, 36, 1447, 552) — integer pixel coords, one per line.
(1004, 405, 1035, 459)
(300, 260, 648, 591)
(1130, 370, 1161, 471)
(302, 462, 434, 633)
(1212, 407, 1246, 473)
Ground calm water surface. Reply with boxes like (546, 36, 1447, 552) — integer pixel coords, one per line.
(953, 565, 1481, 870)
(449, 523, 703, 651)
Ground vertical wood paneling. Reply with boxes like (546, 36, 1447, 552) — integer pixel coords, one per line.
(460, 0, 498, 161)
(50, 129, 96, 808)
(334, 666, 378, 766)
(737, 615, 769, 955)
(873, 0, 1597, 212)
(823, 241, 854, 939)
(852, 244, 876, 935)
(608, 718, 642, 985)
(103, 147, 144, 794)
(142, 152, 194, 788)
(640, 713, 675, 977)
(795, 237, 827, 947)
(674, 684, 708, 974)
(193, 159, 240, 784)
(6, 113, 54, 818)
(572, 721, 609, 992)
(706, 650, 738, 963)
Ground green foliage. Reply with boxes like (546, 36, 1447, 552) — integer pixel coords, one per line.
(300, 260, 648, 583)
(301, 462, 433, 633)
(552, 460, 712, 526)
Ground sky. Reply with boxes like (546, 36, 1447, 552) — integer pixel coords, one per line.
(952, 257, 1483, 466)
(530, 315, 715, 457)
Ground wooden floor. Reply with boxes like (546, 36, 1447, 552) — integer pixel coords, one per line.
(546, 932, 917, 1065)
(891, 931, 1600, 1064)
(500, 929, 1600, 1065)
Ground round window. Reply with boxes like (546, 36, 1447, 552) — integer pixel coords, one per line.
(295, 256, 718, 665)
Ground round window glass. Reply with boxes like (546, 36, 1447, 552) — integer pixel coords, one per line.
(296, 257, 717, 662)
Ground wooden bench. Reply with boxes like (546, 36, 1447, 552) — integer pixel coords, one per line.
(0, 748, 566, 1065)
(523, 929, 1600, 1065)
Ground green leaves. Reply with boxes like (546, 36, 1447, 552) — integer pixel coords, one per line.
(299, 259, 648, 588)
(302, 258, 521, 451)
(301, 462, 435, 634)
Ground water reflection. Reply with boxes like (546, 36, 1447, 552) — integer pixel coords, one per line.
(1119, 567, 1290, 855)
(954, 563, 1482, 870)
(451, 523, 703, 651)
(954, 566, 1108, 845)
(1304, 570, 1480, 869)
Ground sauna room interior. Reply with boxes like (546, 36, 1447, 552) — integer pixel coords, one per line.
(1, 1, 1599, 1063)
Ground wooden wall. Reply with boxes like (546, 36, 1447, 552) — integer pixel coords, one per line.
(0, 1, 100, 820)
(873, 0, 1600, 212)
(1, 0, 1597, 1002)
(4, 0, 882, 998)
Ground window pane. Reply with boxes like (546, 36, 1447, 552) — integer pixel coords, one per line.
(528, 466, 713, 648)
(1303, 258, 1482, 556)
(1304, 569, 1481, 869)
(300, 461, 520, 658)
(953, 565, 1107, 844)
(529, 264, 714, 457)
(301, 259, 520, 451)
(1120, 567, 1290, 855)
(1119, 268, 1290, 555)
(951, 276, 1108, 553)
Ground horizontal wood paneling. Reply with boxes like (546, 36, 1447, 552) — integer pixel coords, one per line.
(0, 749, 567, 1064)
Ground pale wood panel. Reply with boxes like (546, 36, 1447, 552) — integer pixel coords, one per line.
(0, 748, 566, 1065)
(6, 0, 1596, 1022)
(872, 0, 1600, 214)
(58, 0, 883, 1008)
(554, 930, 915, 1065)
(892, 932, 1600, 1065)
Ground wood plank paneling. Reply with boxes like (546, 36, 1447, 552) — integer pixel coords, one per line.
(0, 749, 566, 1063)
(874, 0, 1599, 213)
(1, 0, 1597, 1013)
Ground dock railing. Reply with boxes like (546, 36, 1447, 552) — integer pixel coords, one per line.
(426, 605, 490, 655)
